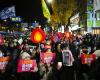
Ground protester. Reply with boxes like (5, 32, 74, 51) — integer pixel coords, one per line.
(93, 42, 100, 59)
(59, 44, 75, 80)
(52, 42, 62, 80)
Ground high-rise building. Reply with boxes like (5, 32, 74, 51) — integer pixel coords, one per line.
(93, 0, 100, 34)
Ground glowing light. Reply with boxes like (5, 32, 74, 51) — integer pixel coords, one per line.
(47, 0, 52, 3)
(31, 28, 46, 43)
(34, 32, 42, 42)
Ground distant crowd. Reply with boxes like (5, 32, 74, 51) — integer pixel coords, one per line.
(0, 33, 100, 80)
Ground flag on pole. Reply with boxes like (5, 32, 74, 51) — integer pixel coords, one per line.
(42, 0, 51, 21)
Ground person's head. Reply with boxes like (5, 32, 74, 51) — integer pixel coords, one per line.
(4, 42, 8, 47)
(9, 42, 14, 48)
(44, 45, 51, 52)
(96, 42, 100, 50)
(25, 44, 29, 50)
(82, 46, 88, 54)
(46, 48, 51, 52)
(61, 43, 69, 50)
(31, 50, 35, 57)
(56, 42, 62, 52)
(57, 43, 61, 49)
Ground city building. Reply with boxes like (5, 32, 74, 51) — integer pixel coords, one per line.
(70, 0, 100, 34)
(69, 0, 87, 34)
(93, 0, 100, 34)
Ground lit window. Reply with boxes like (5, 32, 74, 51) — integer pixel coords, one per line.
(96, 11, 100, 20)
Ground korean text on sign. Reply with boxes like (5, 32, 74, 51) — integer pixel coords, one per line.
(17, 59, 37, 72)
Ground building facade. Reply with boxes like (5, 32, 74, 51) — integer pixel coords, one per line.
(72, 0, 100, 34)
(93, 0, 100, 34)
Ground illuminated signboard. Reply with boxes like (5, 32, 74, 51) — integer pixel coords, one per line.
(0, 6, 16, 20)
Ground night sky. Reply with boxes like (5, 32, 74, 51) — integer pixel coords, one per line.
(0, 0, 48, 24)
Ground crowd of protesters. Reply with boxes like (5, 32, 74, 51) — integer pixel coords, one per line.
(0, 32, 100, 80)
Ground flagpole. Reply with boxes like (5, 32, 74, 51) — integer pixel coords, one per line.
(38, 26, 41, 54)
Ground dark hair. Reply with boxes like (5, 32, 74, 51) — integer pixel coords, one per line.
(81, 45, 88, 54)
(61, 43, 68, 50)
(96, 42, 100, 50)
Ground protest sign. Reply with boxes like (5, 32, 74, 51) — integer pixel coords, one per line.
(17, 59, 37, 72)
(40, 52, 55, 64)
(81, 54, 96, 64)
(0, 56, 10, 70)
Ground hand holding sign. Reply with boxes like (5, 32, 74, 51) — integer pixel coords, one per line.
(33, 66, 38, 72)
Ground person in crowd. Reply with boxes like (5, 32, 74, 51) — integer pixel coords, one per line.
(79, 46, 96, 80)
(70, 40, 80, 60)
(32, 47, 41, 80)
(93, 42, 100, 59)
(69, 40, 81, 80)
(39, 41, 55, 80)
(23, 44, 31, 54)
(52, 42, 62, 80)
(89, 42, 100, 80)
(90, 56, 100, 80)
(5, 42, 18, 77)
(18, 51, 39, 80)
(35, 47, 41, 64)
(58, 44, 75, 80)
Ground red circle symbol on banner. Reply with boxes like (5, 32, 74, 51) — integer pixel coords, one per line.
(31, 28, 46, 43)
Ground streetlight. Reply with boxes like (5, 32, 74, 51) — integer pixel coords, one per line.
(47, 0, 52, 3)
